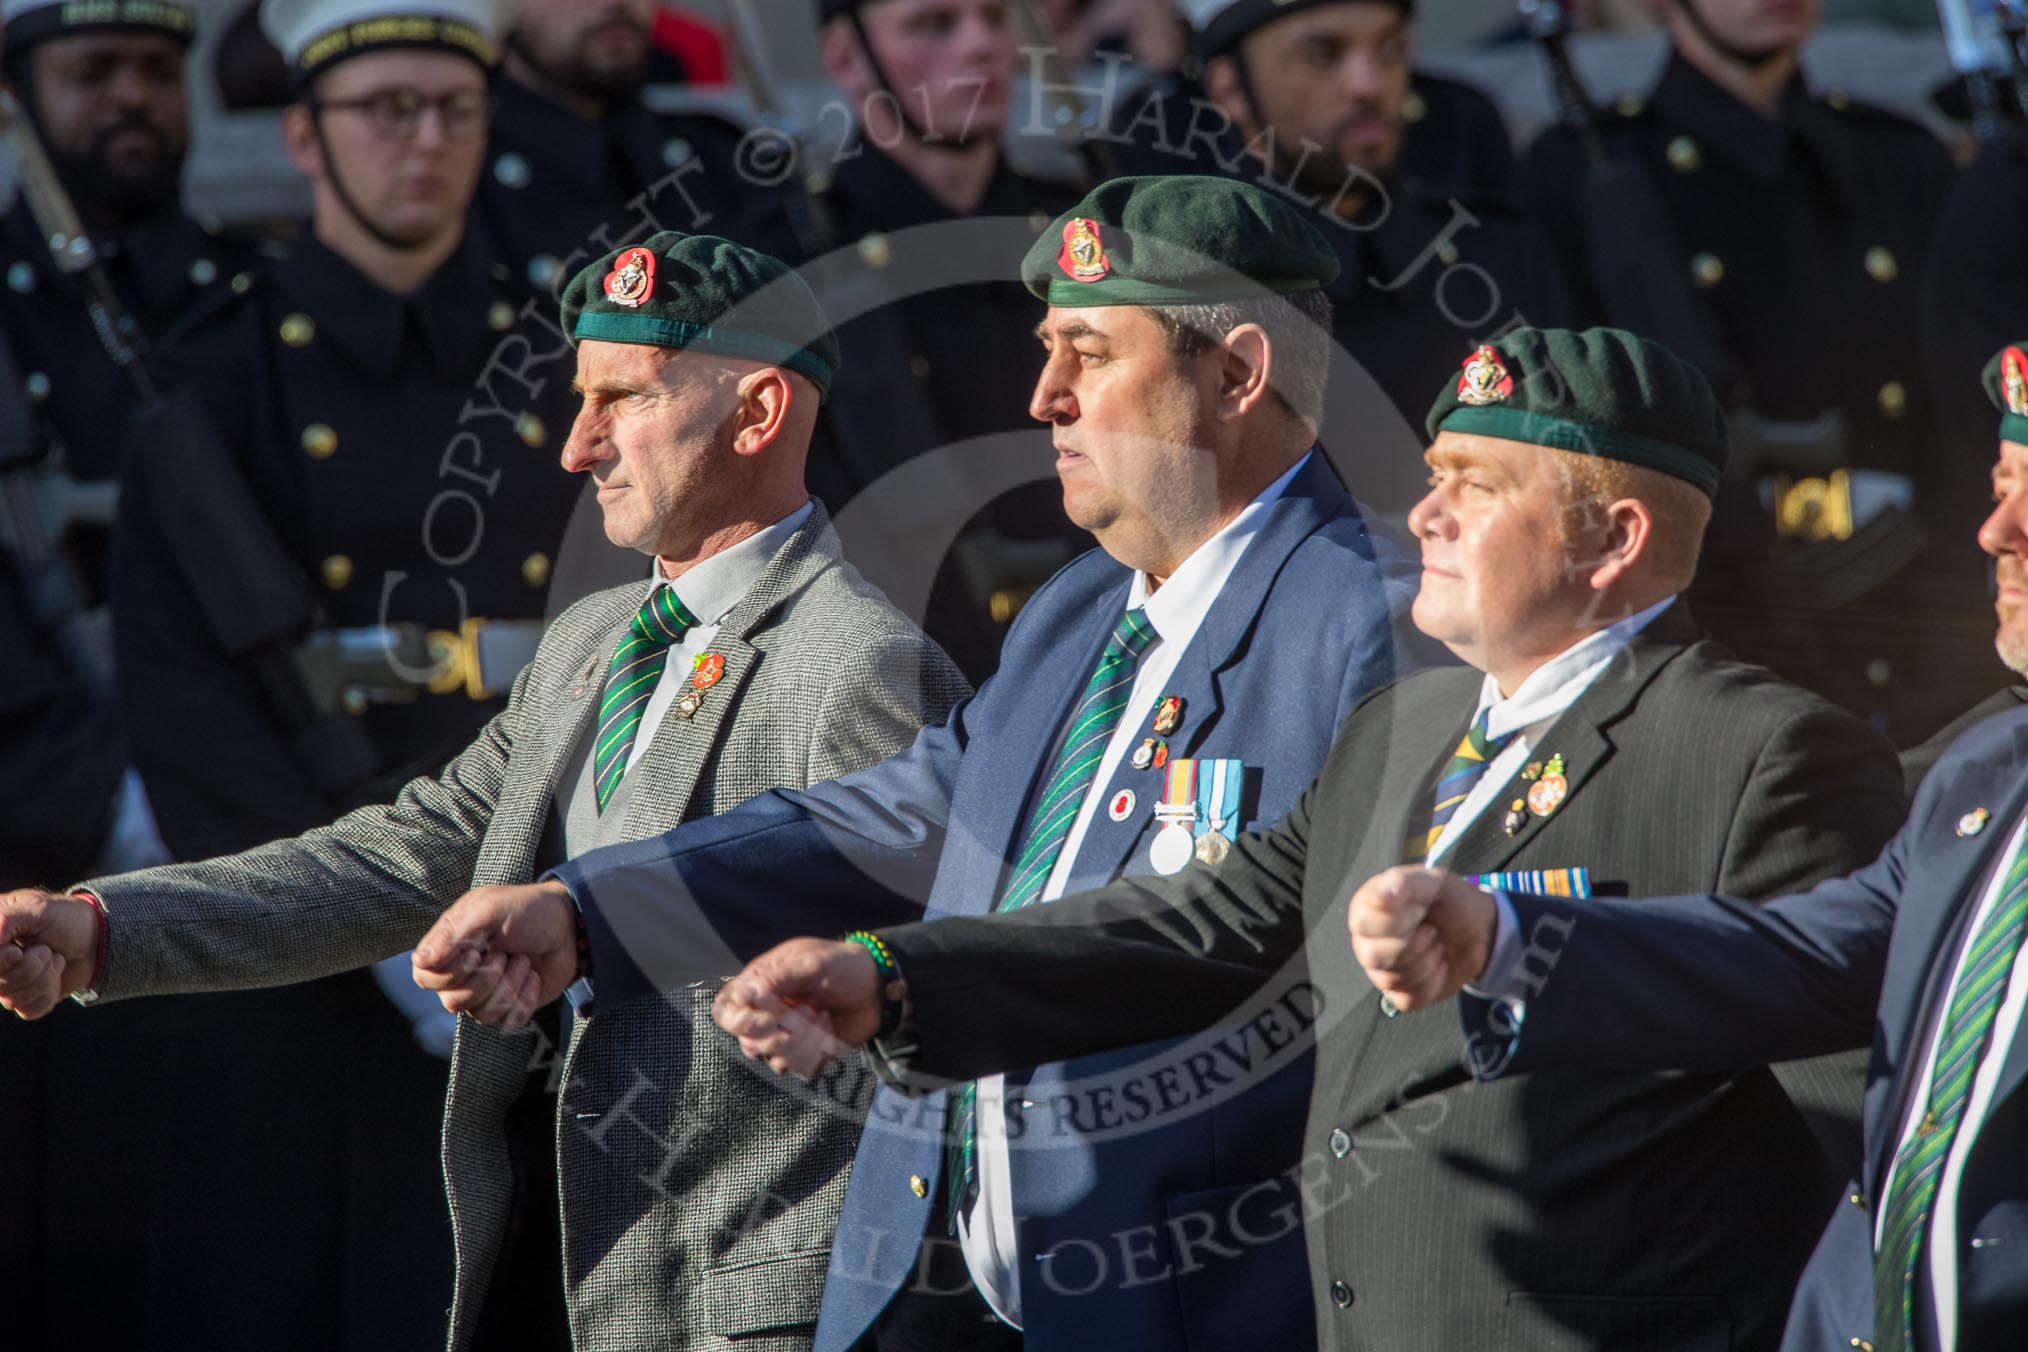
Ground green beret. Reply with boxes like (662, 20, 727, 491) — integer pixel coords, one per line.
(1021, 175, 1339, 308)
(560, 232, 840, 402)
(1424, 327, 1730, 498)
(1983, 341, 2028, 445)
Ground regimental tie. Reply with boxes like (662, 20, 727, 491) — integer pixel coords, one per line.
(591, 586, 701, 813)
(947, 606, 1159, 1226)
(1873, 829, 2028, 1352)
(1407, 708, 1514, 863)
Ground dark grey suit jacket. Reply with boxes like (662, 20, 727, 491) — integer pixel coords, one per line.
(870, 604, 1909, 1351)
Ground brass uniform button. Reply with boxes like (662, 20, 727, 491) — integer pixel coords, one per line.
(909, 356, 931, 380)
(493, 152, 531, 189)
(529, 254, 563, 290)
(1615, 93, 1645, 117)
(301, 423, 338, 458)
(804, 170, 832, 196)
(279, 312, 315, 347)
(662, 137, 693, 168)
(522, 552, 552, 588)
(1878, 380, 1908, 418)
(909, 1174, 928, 1199)
(858, 233, 892, 269)
(1666, 136, 1702, 172)
(24, 371, 50, 403)
(6, 260, 35, 293)
(1402, 89, 1427, 124)
(1690, 253, 1725, 288)
(1827, 89, 1851, 110)
(488, 300, 516, 331)
(516, 412, 547, 447)
(1864, 246, 1898, 284)
(1436, 240, 1459, 266)
(189, 257, 218, 286)
(341, 686, 370, 715)
(321, 554, 354, 590)
(1028, 209, 1052, 233)
(230, 271, 252, 294)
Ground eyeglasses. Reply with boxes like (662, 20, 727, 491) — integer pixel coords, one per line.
(315, 88, 492, 141)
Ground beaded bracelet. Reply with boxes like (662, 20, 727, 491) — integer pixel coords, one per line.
(841, 930, 907, 1040)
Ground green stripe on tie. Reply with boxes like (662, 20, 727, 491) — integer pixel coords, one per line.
(949, 606, 1159, 1229)
(591, 586, 701, 813)
(1872, 836, 2028, 1351)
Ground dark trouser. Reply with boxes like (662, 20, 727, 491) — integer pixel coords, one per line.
(858, 1182, 1023, 1352)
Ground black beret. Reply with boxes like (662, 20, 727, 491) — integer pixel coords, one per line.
(1984, 341, 2028, 446)
(560, 232, 841, 401)
(1424, 327, 1730, 498)
(1022, 174, 1338, 307)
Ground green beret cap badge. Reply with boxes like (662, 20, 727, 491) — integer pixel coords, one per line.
(1991, 342, 2028, 445)
(1456, 345, 1514, 406)
(1059, 217, 1110, 282)
(603, 247, 655, 309)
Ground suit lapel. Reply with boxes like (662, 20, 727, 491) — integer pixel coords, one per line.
(1438, 604, 1700, 872)
(1058, 456, 1349, 894)
(620, 506, 838, 829)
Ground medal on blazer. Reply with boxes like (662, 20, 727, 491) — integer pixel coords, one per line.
(1193, 758, 1243, 866)
(1149, 758, 1199, 875)
(1525, 753, 1568, 817)
(1151, 695, 1185, 737)
(1130, 737, 1168, 772)
(1502, 799, 1528, 836)
(1463, 868, 1592, 900)
(676, 650, 725, 719)
(1957, 807, 1991, 837)
(1108, 789, 1137, 822)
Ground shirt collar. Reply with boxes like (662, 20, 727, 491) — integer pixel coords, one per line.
(1126, 452, 1310, 643)
(1478, 594, 1679, 743)
(650, 499, 815, 625)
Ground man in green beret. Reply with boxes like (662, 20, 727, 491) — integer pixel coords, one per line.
(1899, 341, 2028, 794)
(0, 230, 968, 1350)
(406, 171, 1424, 1350)
(711, 325, 1913, 1350)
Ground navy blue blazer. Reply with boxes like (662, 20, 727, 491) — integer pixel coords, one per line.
(1479, 705, 2028, 1352)
(556, 454, 1426, 1350)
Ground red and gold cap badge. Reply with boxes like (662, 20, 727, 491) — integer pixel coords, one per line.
(1058, 217, 1109, 282)
(2004, 346, 2028, 417)
(603, 246, 656, 309)
(1456, 344, 1514, 406)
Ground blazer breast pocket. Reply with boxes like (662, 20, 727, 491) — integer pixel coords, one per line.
(702, 1247, 831, 1339)
(1503, 1292, 1728, 1351)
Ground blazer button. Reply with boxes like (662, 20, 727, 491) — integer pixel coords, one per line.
(1329, 1129, 1352, 1159)
(909, 1174, 928, 1199)
(1849, 1191, 1865, 1207)
(1330, 1280, 1353, 1309)
(1848, 1339, 1874, 1351)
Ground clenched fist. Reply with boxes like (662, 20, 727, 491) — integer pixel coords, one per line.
(0, 888, 103, 1019)
(1346, 866, 1496, 1012)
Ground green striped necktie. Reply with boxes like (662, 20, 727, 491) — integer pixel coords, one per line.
(592, 586, 701, 813)
(947, 605, 1159, 1224)
(1873, 828, 2028, 1350)
(1408, 708, 1511, 863)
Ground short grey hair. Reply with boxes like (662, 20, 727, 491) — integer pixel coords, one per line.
(1145, 288, 1334, 427)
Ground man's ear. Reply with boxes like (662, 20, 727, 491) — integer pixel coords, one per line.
(818, 18, 866, 97)
(280, 101, 324, 179)
(1586, 496, 1655, 592)
(1200, 54, 1252, 137)
(1216, 322, 1274, 423)
(731, 367, 794, 456)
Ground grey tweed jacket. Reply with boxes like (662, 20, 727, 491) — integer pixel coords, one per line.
(86, 506, 969, 1351)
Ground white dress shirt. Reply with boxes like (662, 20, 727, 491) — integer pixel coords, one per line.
(1875, 811, 2028, 1352)
(1425, 595, 1678, 867)
(626, 501, 813, 776)
(959, 454, 1308, 1328)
